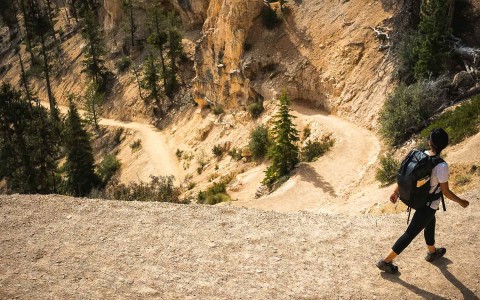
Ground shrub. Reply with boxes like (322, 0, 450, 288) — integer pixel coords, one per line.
(97, 154, 121, 186)
(261, 6, 281, 30)
(419, 96, 480, 145)
(301, 134, 335, 162)
(379, 80, 445, 146)
(249, 125, 270, 160)
(196, 150, 207, 173)
(247, 102, 264, 119)
(212, 145, 223, 157)
(197, 181, 231, 205)
(113, 128, 124, 145)
(107, 175, 180, 202)
(176, 149, 183, 159)
(116, 56, 132, 73)
(375, 153, 400, 186)
(130, 139, 141, 151)
(228, 147, 243, 161)
(212, 105, 224, 115)
(302, 126, 311, 141)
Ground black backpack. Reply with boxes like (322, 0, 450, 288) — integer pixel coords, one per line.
(397, 149, 446, 216)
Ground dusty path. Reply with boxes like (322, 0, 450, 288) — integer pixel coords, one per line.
(1, 191, 479, 299)
(229, 102, 381, 213)
(45, 103, 183, 182)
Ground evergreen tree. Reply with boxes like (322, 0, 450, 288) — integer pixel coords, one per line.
(147, 4, 168, 92)
(0, 83, 59, 193)
(121, 0, 136, 49)
(18, 0, 37, 65)
(81, 7, 107, 87)
(83, 82, 103, 131)
(165, 12, 183, 97)
(0, 83, 36, 193)
(62, 98, 99, 196)
(142, 53, 162, 109)
(412, 0, 452, 80)
(27, 0, 59, 120)
(262, 91, 299, 188)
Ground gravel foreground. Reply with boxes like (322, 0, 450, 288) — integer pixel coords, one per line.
(1, 192, 479, 299)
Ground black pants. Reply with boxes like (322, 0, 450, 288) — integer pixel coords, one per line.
(392, 205, 437, 254)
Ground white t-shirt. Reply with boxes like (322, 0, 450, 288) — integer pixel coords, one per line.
(426, 150, 449, 210)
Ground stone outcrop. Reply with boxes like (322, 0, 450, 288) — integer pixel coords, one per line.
(99, 0, 210, 32)
(192, 0, 264, 109)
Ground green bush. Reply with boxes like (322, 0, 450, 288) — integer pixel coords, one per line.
(97, 154, 121, 186)
(302, 126, 311, 141)
(375, 153, 400, 186)
(212, 105, 224, 115)
(228, 147, 243, 161)
(301, 134, 335, 162)
(212, 145, 223, 157)
(249, 125, 270, 160)
(116, 56, 131, 73)
(261, 6, 281, 30)
(130, 139, 141, 151)
(247, 102, 264, 119)
(379, 80, 445, 146)
(113, 128, 124, 146)
(176, 149, 183, 159)
(108, 175, 180, 202)
(419, 96, 480, 145)
(197, 181, 231, 205)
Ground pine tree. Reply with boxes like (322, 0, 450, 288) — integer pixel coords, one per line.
(147, 4, 168, 92)
(81, 7, 107, 88)
(121, 0, 136, 49)
(83, 82, 103, 131)
(262, 91, 299, 188)
(412, 0, 452, 80)
(142, 53, 162, 109)
(27, 0, 59, 120)
(165, 12, 183, 97)
(62, 98, 99, 196)
(0, 83, 36, 193)
(0, 83, 59, 193)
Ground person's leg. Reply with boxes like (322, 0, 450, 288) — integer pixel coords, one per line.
(390, 206, 436, 255)
(424, 214, 436, 253)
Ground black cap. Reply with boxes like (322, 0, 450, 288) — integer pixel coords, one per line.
(429, 128, 449, 153)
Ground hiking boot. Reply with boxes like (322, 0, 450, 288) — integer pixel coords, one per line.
(425, 247, 446, 262)
(376, 260, 398, 274)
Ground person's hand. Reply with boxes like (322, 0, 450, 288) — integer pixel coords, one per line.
(390, 192, 398, 204)
(459, 199, 470, 208)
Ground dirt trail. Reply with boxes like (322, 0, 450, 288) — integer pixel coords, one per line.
(229, 102, 381, 213)
(46, 103, 183, 182)
(1, 191, 479, 299)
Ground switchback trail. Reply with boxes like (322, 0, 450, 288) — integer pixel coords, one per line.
(229, 102, 381, 213)
(45, 103, 183, 183)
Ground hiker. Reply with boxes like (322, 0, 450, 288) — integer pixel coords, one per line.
(377, 128, 470, 274)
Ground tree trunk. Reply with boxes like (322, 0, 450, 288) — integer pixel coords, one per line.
(40, 34, 58, 121)
(18, 52, 32, 103)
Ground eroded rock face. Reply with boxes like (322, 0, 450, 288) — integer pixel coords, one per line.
(100, 0, 209, 31)
(192, 0, 264, 109)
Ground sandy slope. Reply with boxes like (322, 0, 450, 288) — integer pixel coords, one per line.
(1, 191, 479, 299)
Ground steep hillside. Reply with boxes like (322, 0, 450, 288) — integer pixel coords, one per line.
(1, 191, 479, 298)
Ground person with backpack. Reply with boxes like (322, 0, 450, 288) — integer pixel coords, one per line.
(377, 128, 470, 274)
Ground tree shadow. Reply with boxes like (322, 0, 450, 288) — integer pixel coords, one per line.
(432, 258, 479, 300)
(297, 164, 337, 197)
(380, 272, 447, 299)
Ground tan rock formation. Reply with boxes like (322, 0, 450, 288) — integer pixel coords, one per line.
(192, 0, 264, 109)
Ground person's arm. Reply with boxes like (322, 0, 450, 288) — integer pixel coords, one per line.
(390, 184, 399, 203)
(440, 182, 469, 208)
